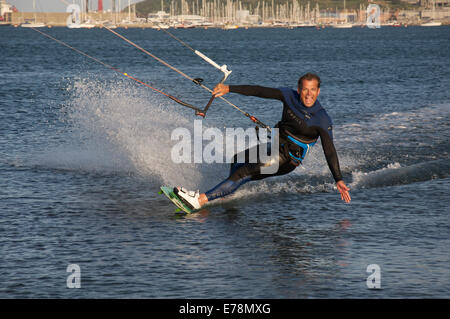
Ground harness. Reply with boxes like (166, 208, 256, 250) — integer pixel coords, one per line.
(285, 135, 316, 163)
(279, 132, 317, 166)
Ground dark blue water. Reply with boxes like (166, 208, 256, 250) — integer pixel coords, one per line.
(1, 26, 449, 298)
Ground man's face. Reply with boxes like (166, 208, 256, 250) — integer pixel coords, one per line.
(298, 79, 320, 107)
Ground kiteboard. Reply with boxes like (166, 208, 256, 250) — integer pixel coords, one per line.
(159, 186, 194, 214)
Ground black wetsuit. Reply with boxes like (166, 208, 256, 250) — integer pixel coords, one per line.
(204, 85, 343, 201)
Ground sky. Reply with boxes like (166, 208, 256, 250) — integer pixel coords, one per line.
(7, 0, 142, 13)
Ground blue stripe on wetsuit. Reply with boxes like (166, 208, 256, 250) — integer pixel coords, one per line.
(286, 136, 316, 162)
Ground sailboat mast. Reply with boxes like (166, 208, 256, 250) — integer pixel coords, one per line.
(344, 0, 346, 23)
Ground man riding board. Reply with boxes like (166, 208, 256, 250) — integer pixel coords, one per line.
(175, 73, 351, 209)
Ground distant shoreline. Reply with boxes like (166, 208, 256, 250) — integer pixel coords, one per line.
(5, 23, 449, 29)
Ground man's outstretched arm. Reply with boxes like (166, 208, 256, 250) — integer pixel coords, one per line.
(319, 127, 351, 203)
(213, 83, 284, 101)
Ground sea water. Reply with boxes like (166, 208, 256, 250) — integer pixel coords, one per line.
(1, 26, 449, 298)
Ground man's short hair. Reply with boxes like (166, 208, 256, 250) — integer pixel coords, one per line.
(298, 73, 321, 89)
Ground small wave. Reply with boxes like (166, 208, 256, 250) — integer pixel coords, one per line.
(206, 159, 449, 204)
(350, 159, 450, 189)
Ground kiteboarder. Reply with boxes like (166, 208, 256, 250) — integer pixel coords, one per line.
(175, 73, 351, 209)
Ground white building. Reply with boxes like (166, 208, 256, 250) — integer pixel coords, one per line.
(236, 10, 249, 22)
(1, 0, 12, 15)
(236, 10, 260, 24)
(0, 0, 13, 22)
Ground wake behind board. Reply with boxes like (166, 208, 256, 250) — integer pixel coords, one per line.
(159, 186, 194, 214)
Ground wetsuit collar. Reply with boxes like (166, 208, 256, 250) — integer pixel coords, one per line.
(294, 96, 323, 119)
(299, 99, 323, 114)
